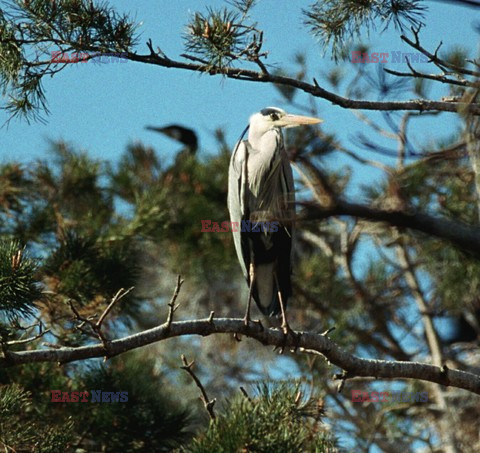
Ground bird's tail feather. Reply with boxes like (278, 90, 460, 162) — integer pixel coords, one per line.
(259, 291, 282, 317)
(251, 263, 291, 317)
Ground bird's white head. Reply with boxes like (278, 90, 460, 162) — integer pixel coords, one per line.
(249, 107, 322, 136)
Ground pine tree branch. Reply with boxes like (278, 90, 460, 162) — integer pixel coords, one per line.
(123, 49, 480, 115)
(1, 316, 479, 395)
(384, 65, 474, 88)
(400, 29, 480, 78)
(300, 199, 480, 256)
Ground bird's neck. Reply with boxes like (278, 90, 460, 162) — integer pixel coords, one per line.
(248, 126, 282, 151)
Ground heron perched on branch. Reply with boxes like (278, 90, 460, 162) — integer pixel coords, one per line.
(228, 107, 322, 332)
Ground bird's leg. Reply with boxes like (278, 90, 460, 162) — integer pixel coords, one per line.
(274, 272, 300, 352)
(242, 263, 263, 330)
(273, 272, 290, 335)
(243, 263, 255, 326)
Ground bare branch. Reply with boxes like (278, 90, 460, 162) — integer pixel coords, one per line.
(401, 32, 480, 78)
(396, 243, 460, 453)
(384, 66, 474, 88)
(5, 329, 50, 346)
(123, 49, 480, 115)
(1, 317, 479, 395)
(300, 199, 480, 256)
(181, 354, 216, 420)
(465, 113, 480, 219)
(2, 320, 50, 347)
(336, 145, 392, 173)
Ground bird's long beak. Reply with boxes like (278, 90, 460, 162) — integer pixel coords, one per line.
(277, 114, 323, 128)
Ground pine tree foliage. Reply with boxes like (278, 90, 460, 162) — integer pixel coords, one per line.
(0, 355, 195, 452)
(0, 0, 136, 121)
(304, 0, 427, 59)
(0, 239, 41, 320)
(0, 138, 237, 347)
(184, 0, 262, 69)
(0, 383, 74, 452)
(76, 358, 195, 451)
(185, 382, 336, 453)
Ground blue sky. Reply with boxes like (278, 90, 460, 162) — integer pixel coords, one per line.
(1, 0, 477, 177)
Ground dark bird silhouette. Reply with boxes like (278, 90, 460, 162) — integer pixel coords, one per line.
(145, 124, 198, 155)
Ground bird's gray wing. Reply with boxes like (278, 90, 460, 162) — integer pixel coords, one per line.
(227, 140, 249, 279)
(280, 148, 295, 232)
(251, 142, 294, 227)
(228, 139, 294, 316)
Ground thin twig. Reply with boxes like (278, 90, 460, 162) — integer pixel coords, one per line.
(401, 30, 480, 78)
(181, 354, 216, 420)
(6, 329, 51, 346)
(69, 300, 110, 355)
(166, 275, 184, 328)
(208, 311, 215, 323)
(96, 287, 134, 329)
(384, 66, 474, 88)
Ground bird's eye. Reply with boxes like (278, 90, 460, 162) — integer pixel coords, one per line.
(270, 113, 279, 121)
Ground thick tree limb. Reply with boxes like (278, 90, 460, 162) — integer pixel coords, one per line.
(1, 317, 479, 395)
(125, 50, 480, 115)
(301, 200, 480, 255)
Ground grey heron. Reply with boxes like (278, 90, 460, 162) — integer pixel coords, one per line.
(228, 107, 322, 332)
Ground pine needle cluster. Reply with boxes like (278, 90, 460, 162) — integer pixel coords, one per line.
(0, 0, 136, 121)
(304, 0, 427, 59)
(0, 240, 41, 320)
(186, 382, 336, 452)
